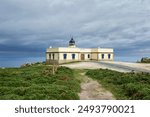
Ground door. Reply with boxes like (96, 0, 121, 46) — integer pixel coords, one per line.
(81, 54, 85, 60)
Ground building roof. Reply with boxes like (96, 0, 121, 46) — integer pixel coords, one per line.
(46, 47, 113, 53)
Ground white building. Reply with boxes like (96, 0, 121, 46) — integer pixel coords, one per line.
(46, 38, 114, 64)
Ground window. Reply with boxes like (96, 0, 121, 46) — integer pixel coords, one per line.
(108, 54, 111, 59)
(49, 54, 51, 60)
(63, 54, 67, 59)
(52, 53, 55, 60)
(102, 54, 104, 59)
(88, 54, 90, 58)
(72, 54, 75, 59)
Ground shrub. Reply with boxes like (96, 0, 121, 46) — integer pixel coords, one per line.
(0, 66, 80, 100)
(140, 57, 150, 63)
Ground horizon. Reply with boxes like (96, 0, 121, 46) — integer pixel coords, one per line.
(0, 55, 146, 68)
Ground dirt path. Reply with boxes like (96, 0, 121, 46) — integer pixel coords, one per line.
(78, 72, 115, 100)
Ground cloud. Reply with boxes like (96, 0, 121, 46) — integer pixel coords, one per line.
(0, 0, 150, 59)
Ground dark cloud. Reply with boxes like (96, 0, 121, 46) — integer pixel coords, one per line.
(0, 0, 150, 60)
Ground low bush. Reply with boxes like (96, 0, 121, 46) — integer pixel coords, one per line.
(0, 66, 80, 100)
(140, 57, 150, 63)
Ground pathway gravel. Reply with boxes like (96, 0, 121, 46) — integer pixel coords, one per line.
(62, 61, 150, 73)
(78, 72, 115, 100)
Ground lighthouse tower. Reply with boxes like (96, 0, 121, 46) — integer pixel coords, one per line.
(69, 37, 76, 48)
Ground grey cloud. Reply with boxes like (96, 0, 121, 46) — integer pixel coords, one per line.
(0, 0, 150, 59)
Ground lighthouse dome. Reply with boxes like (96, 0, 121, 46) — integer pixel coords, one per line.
(69, 37, 76, 47)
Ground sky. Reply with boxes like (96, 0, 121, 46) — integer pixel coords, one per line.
(0, 0, 150, 64)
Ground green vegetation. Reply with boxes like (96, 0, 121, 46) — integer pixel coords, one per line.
(86, 69, 150, 100)
(0, 65, 80, 100)
(140, 57, 150, 63)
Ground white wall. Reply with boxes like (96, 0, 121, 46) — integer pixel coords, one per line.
(98, 53, 114, 60)
(59, 53, 79, 61)
(46, 47, 114, 64)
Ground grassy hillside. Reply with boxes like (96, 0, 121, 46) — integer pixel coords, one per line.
(86, 69, 150, 100)
(0, 65, 80, 100)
